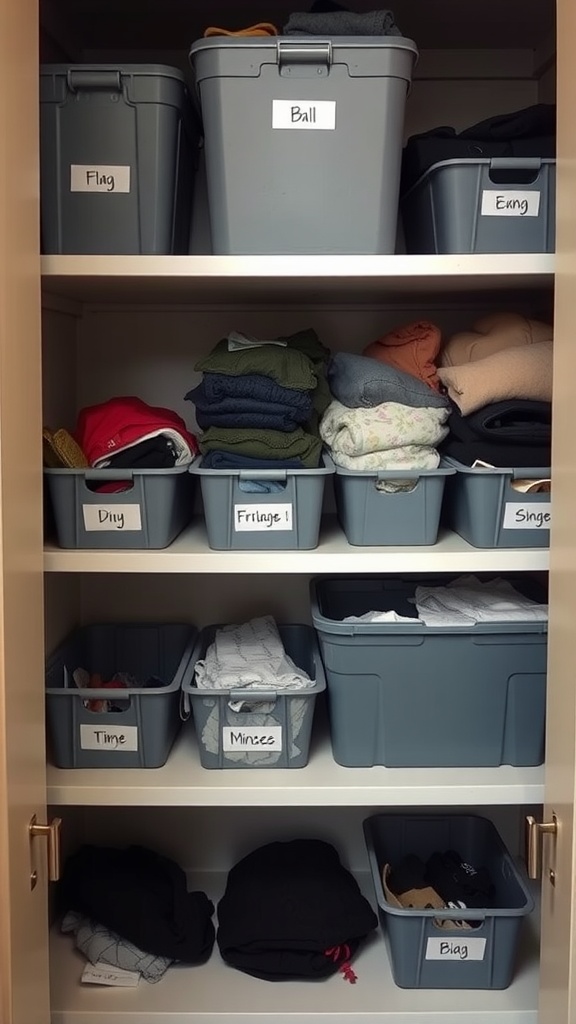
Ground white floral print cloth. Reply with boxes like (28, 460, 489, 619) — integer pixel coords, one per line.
(320, 400, 449, 470)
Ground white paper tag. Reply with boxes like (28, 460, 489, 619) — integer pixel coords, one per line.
(80, 724, 138, 752)
(481, 190, 540, 217)
(272, 100, 336, 130)
(82, 963, 140, 986)
(71, 164, 131, 193)
(503, 502, 551, 529)
(83, 504, 142, 532)
(426, 937, 486, 961)
(234, 503, 293, 532)
(223, 726, 282, 752)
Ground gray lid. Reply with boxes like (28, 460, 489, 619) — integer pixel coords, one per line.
(190, 34, 418, 58)
(40, 63, 186, 81)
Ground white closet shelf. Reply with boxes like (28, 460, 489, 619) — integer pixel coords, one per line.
(43, 520, 550, 574)
(49, 871, 539, 1024)
(46, 732, 545, 807)
(40, 253, 555, 305)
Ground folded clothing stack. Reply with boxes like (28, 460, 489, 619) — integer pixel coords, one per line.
(188, 329, 330, 474)
(438, 313, 553, 468)
(322, 323, 449, 472)
(217, 839, 378, 981)
(59, 845, 215, 984)
(283, 2, 402, 37)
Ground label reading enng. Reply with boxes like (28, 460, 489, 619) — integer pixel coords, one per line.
(71, 164, 131, 193)
(83, 504, 142, 532)
(234, 503, 293, 532)
(80, 724, 139, 752)
(272, 100, 336, 130)
(503, 502, 551, 529)
(481, 190, 540, 217)
(425, 937, 487, 961)
(223, 726, 282, 752)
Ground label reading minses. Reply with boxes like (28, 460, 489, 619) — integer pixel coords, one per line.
(71, 164, 131, 193)
(83, 504, 142, 532)
(426, 937, 486, 961)
(481, 190, 540, 217)
(234, 503, 293, 532)
(272, 100, 336, 130)
(80, 724, 138, 752)
(503, 502, 551, 529)
(223, 726, 282, 752)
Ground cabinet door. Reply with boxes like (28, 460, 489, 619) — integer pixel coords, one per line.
(539, 2, 576, 1019)
(0, 1, 49, 1022)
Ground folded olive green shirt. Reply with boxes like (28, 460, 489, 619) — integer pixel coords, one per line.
(199, 427, 322, 468)
(195, 339, 318, 391)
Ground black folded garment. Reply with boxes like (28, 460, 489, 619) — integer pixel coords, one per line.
(217, 839, 377, 981)
(441, 399, 552, 467)
(441, 440, 551, 469)
(60, 845, 215, 963)
(105, 435, 179, 469)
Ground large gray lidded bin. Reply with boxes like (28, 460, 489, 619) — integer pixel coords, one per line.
(190, 455, 334, 550)
(182, 624, 326, 769)
(334, 464, 455, 546)
(40, 65, 199, 254)
(45, 467, 195, 549)
(46, 623, 197, 769)
(189, 37, 418, 255)
(310, 576, 547, 768)
(442, 458, 551, 549)
(402, 157, 556, 254)
(363, 813, 534, 989)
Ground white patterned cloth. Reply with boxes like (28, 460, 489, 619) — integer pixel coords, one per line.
(327, 445, 441, 472)
(61, 911, 172, 983)
(320, 400, 449, 457)
(414, 576, 549, 626)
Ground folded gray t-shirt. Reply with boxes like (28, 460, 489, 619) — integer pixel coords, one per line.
(327, 352, 449, 409)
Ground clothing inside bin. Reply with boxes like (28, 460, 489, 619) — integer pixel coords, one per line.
(384, 848, 495, 929)
(70, 667, 166, 713)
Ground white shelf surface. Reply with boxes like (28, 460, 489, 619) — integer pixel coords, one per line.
(43, 520, 550, 574)
(49, 871, 539, 1024)
(40, 253, 555, 305)
(46, 730, 545, 807)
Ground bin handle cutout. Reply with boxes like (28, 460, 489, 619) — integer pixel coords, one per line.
(67, 69, 122, 93)
(488, 157, 542, 186)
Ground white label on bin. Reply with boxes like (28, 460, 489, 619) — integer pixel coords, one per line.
(503, 501, 551, 529)
(272, 100, 336, 130)
(481, 190, 540, 217)
(70, 164, 131, 193)
(425, 937, 486, 961)
(234, 503, 293, 531)
(80, 724, 138, 752)
(82, 504, 142, 531)
(223, 726, 282, 752)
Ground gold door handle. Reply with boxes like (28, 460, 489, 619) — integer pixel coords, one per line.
(29, 814, 62, 887)
(526, 813, 557, 880)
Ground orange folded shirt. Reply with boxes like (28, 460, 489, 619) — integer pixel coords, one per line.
(204, 23, 278, 38)
(363, 321, 442, 391)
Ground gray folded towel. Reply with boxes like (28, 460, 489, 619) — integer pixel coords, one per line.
(328, 352, 449, 410)
(283, 9, 401, 36)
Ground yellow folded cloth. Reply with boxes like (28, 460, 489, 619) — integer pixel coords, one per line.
(43, 428, 89, 469)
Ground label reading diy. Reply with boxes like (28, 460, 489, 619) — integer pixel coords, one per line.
(83, 504, 142, 532)
(425, 937, 487, 961)
(481, 190, 540, 217)
(70, 164, 131, 193)
(223, 726, 282, 752)
(503, 502, 551, 529)
(80, 724, 138, 752)
(234, 503, 293, 532)
(272, 100, 336, 130)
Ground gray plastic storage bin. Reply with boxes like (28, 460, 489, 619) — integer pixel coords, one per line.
(45, 467, 194, 549)
(335, 464, 455, 546)
(402, 157, 555, 254)
(40, 64, 198, 254)
(189, 36, 417, 255)
(182, 624, 326, 768)
(311, 576, 547, 767)
(363, 813, 534, 989)
(190, 455, 334, 550)
(46, 623, 196, 769)
(443, 458, 551, 549)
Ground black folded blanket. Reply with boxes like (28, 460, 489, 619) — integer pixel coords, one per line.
(440, 399, 552, 468)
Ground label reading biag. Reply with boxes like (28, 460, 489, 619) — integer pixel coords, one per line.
(83, 504, 142, 532)
(481, 190, 540, 217)
(272, 100, 336, 130)
(80, 724, 138, 752)
(223, 726, 282, 752)
(426, 937, 486, 961)
(503, 502, 551, 530)
(234, 503, 293, 531)
(71, 164, 131, 193)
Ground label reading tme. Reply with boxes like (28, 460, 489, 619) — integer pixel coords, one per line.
(503, 502, 551, 530)
(234, 503, 293, 532)
(71, 165, 131, 193)
(83, 504, 142, 532)
(272, 100, 336, 130)
(481, 190, 540, 217)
